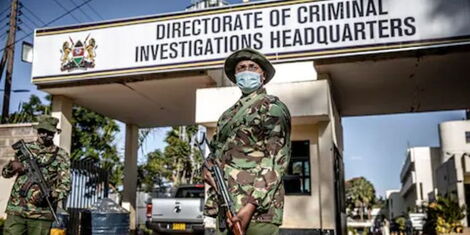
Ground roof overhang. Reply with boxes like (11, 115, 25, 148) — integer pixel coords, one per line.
(315, 45, 470, 116)
(41, 70, 216, 128)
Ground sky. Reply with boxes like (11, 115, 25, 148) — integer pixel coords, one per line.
(343, 111, 466, 197)
(0, 0, 467, 197)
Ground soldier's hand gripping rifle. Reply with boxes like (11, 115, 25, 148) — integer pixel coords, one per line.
(197, 134, 244, 235)
(12, 139, 61, 225)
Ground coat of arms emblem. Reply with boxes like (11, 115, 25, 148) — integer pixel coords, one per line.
(60, 35, 97, 71)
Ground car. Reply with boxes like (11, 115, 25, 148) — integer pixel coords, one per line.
(146, 184, 205, 234)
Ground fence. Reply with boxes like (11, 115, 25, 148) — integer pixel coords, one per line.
(66, 158, 109, 235)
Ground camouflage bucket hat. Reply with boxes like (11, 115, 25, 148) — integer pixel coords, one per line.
(33, 115, 61, 133)
(224, 48, 275, 84)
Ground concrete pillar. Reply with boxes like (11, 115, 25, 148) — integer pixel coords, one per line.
(51, 95, 73, 154)
(317, 121, 336, 231)
(123, 124, 138, 230)
(454, 156, 467, 226)
(315, 74, 345, 232)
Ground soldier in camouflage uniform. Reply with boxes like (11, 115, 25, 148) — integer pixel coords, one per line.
(204, 48, 291, 235)
(2, 115, 71, 235)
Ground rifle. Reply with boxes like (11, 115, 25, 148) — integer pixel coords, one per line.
(197, 135, 244, 235)
(12, 139, 61, 224)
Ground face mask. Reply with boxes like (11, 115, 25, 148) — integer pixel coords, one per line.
(38, 130, 54, 146)
(235, 71, 262, 94)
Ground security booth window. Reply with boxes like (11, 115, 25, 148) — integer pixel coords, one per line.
(283, 140, 311, 195)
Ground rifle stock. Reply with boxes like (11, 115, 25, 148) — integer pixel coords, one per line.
(226, 210, 244, 235)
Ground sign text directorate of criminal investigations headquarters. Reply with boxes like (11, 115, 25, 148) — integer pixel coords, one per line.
(135, 0, 416, 62)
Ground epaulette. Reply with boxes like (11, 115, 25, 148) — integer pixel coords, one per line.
(265, 94, 280, 103)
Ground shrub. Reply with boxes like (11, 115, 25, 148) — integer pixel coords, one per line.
(424, 196, 465, 234)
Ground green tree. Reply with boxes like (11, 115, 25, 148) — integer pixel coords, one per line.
(424, 195, 465, 234)
(6, 95, 50, 123)
(395, 216, 407, 233)
(70, 106, 123, 187)
(136, 125, 204, 191)
(163, 126, 203, 185)
(7, 95, 124, 188)
(137, 149, 172, 192)
(345, 177, 376, 220)
(374, 196, 385, 208)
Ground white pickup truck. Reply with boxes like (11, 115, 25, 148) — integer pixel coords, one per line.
(146, 184, 205, 234)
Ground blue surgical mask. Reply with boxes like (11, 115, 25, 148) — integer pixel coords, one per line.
(235, 71, 262, 94)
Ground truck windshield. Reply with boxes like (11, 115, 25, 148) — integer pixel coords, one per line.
(175, 187, 204, 198)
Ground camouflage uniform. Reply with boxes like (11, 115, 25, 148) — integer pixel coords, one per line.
(205, 87, 291, 226)
(2, 140, 71, 221)
(2, 135, 71, 235)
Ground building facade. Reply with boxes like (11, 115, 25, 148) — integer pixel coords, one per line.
(386, 120, 470, 227)
(385, 190, 404, 220)
(186, 0, 228, 11)
(399, 147, 441, 212)
(436, 120, 470, 225)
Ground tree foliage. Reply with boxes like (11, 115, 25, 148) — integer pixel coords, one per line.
(137, 149, 172, 192)
(394, 216, 407, 232)
(424, 195, 465, 234)
(345, 177, 376, 220)
(11, 95, 205, 193)
(137, 125, 204, 192)
(70, 106, 123, 187)
(164, 126, 203, 185)
(7, 95, 123, 188)
(6, 95, 51, 123)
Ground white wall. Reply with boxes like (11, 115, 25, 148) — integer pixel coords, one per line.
(438, 120, 470, 221)
(440, 120, 470, 162)
(401, 147, 440, 209)
(207, 61, 317, 88)
(413, 147, 440, 204)
(386, 190, 404, 219)
(195, 80, 330, 125)
(270, 62, 317, 84)
(282, 124, 320, 229)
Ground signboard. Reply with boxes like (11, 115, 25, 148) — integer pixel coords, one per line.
(409, 213, 425, 230)
(32, 0, 470, 84)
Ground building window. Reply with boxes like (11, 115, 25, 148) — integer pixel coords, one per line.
(419, 183, 424, 201)
(284, 140, 311, 195)
(466, 132, 470, 143)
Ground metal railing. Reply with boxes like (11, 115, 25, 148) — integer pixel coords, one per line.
(66, 158, 109, 235)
